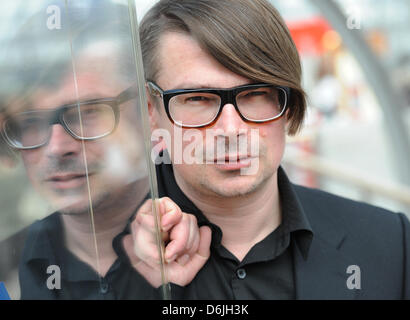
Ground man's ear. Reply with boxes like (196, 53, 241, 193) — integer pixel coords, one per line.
(145, 86, 169, 153)
(146, 86, 159, 131)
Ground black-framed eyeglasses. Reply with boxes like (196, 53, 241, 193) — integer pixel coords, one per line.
(147, 81, 290, 128)
(2, 87, 136, 150)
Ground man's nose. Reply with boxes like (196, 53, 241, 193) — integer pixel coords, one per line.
(214, 104, 248, 137)
(45, 125, 82, 158)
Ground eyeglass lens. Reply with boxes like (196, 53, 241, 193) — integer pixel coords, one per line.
(168, 86, 286, 126)
(4, 104, 116, 148)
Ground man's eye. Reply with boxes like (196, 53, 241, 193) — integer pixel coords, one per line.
(186, 96, 211, 102)
(244, 90, 268, 98)
(22, 117, 44, 126)
(82, 106, 100, 115)
(172, 93, 218, 107)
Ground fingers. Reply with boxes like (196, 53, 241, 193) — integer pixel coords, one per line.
(128, 197, 186, 266)
(122, 234, 162, 288)
(124, 196, 212, 288)
(164, 214, 198, 263)
(160, 197, 183, 232)
(137, 198, 154, 216)
(166, 226, 212, 286)
(196, 225, 212, 259)
(129, 199, 161, 267)
(136, 198, 183, 233)
(183, 225, 212, 274)
(123, 234, 157, 270)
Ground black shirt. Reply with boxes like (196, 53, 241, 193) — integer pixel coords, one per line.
(19, 210, 155, 300)
(18, 161, 313, 300)
(153, 161, 314, 299)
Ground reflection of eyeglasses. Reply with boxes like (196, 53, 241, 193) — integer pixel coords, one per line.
(2, 87, 136, 150)
(147, 81, 290, 128)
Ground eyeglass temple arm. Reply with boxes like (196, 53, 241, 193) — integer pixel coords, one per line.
(116, 86, 139, 104)
(146, 81, 163, 98)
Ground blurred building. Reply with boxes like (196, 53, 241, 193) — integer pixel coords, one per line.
(274, 0, 410, 215)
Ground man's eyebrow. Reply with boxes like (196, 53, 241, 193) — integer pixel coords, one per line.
(167, 82, 214, 90)
(52, 94, 114, 107)
(167, 81, 256, 91)
(70, 94, 113, 103)
(17, 95, 113, 113)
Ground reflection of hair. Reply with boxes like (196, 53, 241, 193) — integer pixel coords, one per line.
(1, 2, 137, 108)
(0, 107, 18, 164)
(140, 0, 307, 135)
(0, 2, 138, 164)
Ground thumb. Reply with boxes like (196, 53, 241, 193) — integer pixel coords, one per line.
(181, 226, 212, 284)
(122, 234, 162, 288)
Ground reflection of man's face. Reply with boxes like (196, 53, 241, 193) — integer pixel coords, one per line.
(151, 32, 287, 198)
(20, 72, 144, 215)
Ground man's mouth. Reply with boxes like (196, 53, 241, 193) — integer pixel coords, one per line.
(213, 155, 255, 170)
(45, 173, 91, 189)
(214, 154, 251, 162)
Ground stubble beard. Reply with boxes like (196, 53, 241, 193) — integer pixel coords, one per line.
(57, 188, 111, 216)
(197, 163, 273, 199)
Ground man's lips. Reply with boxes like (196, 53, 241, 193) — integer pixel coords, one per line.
(212, 155, 256, 170)
(213, 155, 253, 162)
(45, 173, 91, 189)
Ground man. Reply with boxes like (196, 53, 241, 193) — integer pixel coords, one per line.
(123, 0, 410, 299)
(0, 3, 203, 299)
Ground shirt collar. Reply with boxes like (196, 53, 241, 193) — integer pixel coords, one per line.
(22, 212, 126, 282)
(22, 212, 62, 265)
(277, 166, 314, 260)
(22, 213, 104, 282)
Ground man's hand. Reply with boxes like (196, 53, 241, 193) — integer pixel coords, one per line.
(122, 197, 212, 288)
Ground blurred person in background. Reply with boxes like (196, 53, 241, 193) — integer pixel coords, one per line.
(311, 55, 342, 119)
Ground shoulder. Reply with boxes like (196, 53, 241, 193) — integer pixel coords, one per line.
(29, 211, 62, 230)
(21, 212, 62, 263)
(24, 212, 64, 242)
(292, 184, 408, 237)
(292, 185, 410, 298)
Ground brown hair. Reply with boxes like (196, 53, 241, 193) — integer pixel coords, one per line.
(139, 0, 307, 135)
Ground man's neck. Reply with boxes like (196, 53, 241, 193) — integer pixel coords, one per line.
(61, 179, 148, 276)
(175, 172, 282, 262)
(61, 207, 130, 277)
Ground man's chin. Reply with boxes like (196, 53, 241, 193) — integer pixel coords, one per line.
(50, 193, 108, 216)
(58, 203, 92, 216)
(200, 174, 265, 198)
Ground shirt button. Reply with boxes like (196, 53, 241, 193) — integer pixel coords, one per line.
(100, 282, 109, 294)
(236, 268, 246, 280)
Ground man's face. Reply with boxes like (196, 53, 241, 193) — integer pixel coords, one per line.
(19, 72, 144, 215)
(150, 32, 287, 198)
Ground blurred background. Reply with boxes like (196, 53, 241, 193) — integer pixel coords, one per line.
(1, 0, 409, 242)
(278, 0, 410, 217)
(276, 0, 410, 218)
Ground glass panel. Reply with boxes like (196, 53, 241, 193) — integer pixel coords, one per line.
(0, 0, 167, 299)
